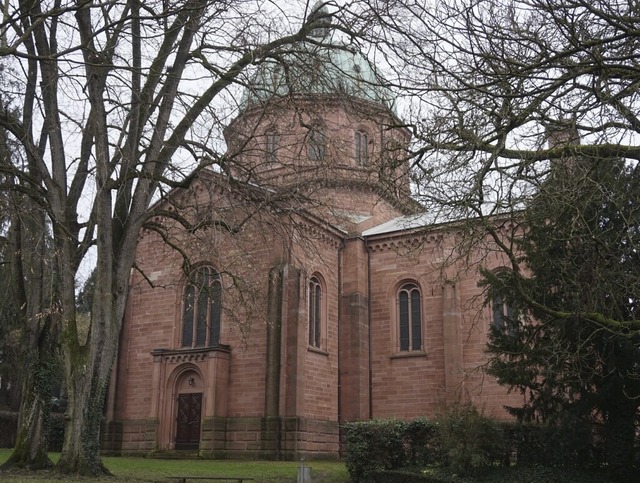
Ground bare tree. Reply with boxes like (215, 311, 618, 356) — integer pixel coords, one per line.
(346, 0, 640, 330)
(0, 0, 341, 475)
(1, 60, 57, 470)
(346, 0, 640, 472)
(349, 0, 640, 220)
(0, 188, 56, 470)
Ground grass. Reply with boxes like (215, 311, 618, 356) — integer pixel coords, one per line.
(0, 449, 350, 482)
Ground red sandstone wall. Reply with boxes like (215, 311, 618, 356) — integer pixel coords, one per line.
(367, 237, 446, 419)
(113, 231, 183, 424)
(367, 231, 522, 421)
(110, 179, 346, 452)
(224, 98, 412, 217)
(108, 166, 524, 457)
(226, 97, 409, 183)
(291, 236, 340, 423)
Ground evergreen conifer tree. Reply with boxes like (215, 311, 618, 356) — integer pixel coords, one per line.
(483, 157, 640, 474)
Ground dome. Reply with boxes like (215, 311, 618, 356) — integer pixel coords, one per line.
(240, 8, 394, 110)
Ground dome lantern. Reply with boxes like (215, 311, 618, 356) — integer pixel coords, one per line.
(239, 5, 394, 111)
(308, 2, 332, 39)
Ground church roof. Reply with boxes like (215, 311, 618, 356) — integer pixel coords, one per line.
(361, 213, 434, 237)
(362, 207, 517, 237)
(240, 7, 394, 110)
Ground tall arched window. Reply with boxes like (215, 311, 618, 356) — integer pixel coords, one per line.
(492, 294, 518, 336)
(307, 127, 325, 161)
(265, 129, 279, 163)
(355, 130, 368, 164)
(182, 266, 222, 348)
(308, 276, 322, 348)
(398, 283, 422, 351)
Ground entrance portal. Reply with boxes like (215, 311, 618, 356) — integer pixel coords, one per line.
(175, 392, 202, 450)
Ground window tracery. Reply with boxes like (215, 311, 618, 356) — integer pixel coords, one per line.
(182, 266, 222, 348)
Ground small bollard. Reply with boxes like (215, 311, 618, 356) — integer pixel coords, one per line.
(297, 457, 312, 483)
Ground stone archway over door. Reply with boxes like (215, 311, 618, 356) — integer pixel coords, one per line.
(150, 347, 231, 450)
(176, 392, 202, 450)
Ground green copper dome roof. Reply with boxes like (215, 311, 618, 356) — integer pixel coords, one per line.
(240, 9, 394, 109)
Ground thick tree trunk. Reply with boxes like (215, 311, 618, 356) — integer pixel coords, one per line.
(55, 308, 120, 475)
(55, 267, 129, 476)
(1, 198, 54, 470)
(55, 300, 120, 476)
(55, 352, 113, 476)
(0, 333, 54, 470)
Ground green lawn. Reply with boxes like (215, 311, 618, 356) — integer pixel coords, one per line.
(0, 449, 350, 482)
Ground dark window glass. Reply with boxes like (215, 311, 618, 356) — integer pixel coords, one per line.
(492, 294, 518, 336)
(398, 283, 422, 352)
(182, 285, 195, 348)
(399, 291, 410, 351)
(355, 131, 368, 164)
(309, 276, 322, 348)
(411, 289, 422, 351)
(182, 266, 222, 348)
(308, 128, 325, 161)
(265, 129, 279, 163)
(492, 295, 505, 329)
(210, 282, 222, 346)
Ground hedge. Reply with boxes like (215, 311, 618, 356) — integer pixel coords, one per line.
(343, 418, 441, 483)
(342, 405, 612, 483)
(366, 469, 451, 483)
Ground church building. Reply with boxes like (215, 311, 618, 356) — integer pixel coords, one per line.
(103, 9, 519, 459)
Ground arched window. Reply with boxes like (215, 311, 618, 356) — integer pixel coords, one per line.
(265, 129, 279, 163)
(398, 283, 422, 351)
(307, 127, 325, 161)
(308, 276, 322, 348)
(182, 266, 222, 348)
(492, 294, 518, 336)
(355, 130, 368, 164)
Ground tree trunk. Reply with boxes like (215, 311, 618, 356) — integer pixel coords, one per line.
(0, 197, 54, 470)
(0, 327, 54, 470)
(55, 347, 112, 476)
(55, 268, 128, 476)
(56, 284, 124, 476)
(2, 0, 306, 475)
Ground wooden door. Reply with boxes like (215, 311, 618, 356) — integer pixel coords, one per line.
(175, 393, 202, 450)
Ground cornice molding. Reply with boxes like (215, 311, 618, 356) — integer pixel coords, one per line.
(151, 345, 231, 364)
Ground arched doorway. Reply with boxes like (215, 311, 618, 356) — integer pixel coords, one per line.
(174, 369, 203, 450)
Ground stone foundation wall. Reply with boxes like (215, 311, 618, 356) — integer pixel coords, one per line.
(201, 416, 340, 459)
(102, 416, 339, 459)
(102, 418, 157, 455)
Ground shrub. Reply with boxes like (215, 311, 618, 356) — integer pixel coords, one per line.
(343, 410, 620, 482)
(405, 417, 442, 466)
(343, 409, 508, 481)
(343, 418, 441, 482)
(476, 465, 617, 482)
(367, 469, 450, 483)
(435, 403, 505, 475)
(343, 419, 408, 483)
